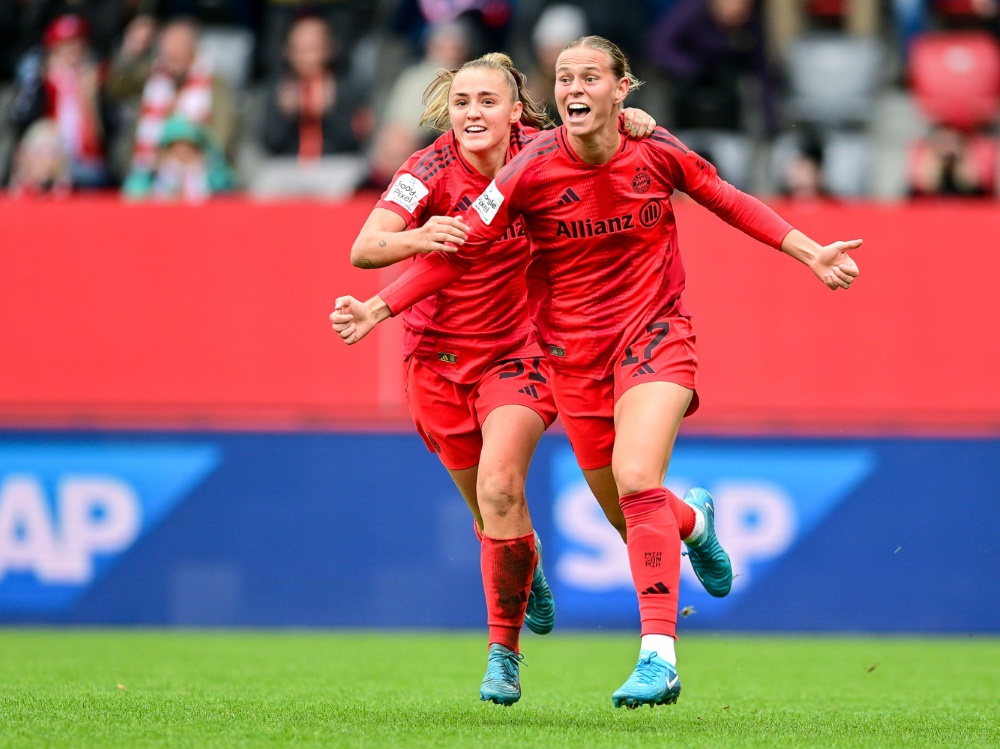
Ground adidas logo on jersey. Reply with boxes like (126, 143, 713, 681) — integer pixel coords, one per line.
(518, 384, 539, 399)
(456, 196, 473, 212)
(557, 188, 581, 204)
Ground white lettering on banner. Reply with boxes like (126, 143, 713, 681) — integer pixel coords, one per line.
(709, 481, 795, 589)
(472, 181, 503, 225)
(554, 478, 797, 594)
(554, 484, 631, 590)
(0, 474, 141, 583)
(385, 174, 428, 214)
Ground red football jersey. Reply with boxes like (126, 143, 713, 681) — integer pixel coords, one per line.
(376, 124, 539, 383)
(382, 126, 793, 379)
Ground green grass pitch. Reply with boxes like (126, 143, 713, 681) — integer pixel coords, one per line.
(0, 631, 997, 748)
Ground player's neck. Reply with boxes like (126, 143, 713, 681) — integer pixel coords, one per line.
(460, 140, 508, 180)
(566, 126, 622, 165)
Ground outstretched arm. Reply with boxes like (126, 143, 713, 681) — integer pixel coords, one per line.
(330, 251, 466, 345)
(669, 139, 861, 291)
(350, 208, 468, 269)
(780, 230, 861, 290)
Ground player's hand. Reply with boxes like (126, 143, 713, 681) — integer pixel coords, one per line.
(414, 215, 467, 254)
(810, 239, 861, 290)
(622, 108, 656, 139)
(330, 295, 376, 345)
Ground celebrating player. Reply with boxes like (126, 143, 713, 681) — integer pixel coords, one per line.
(333, 36, 859, 708)
(343, 51, 657, 706)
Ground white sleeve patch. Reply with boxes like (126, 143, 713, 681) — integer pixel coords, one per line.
(385, 173, 429, 214)
(472, 181, 504, 225)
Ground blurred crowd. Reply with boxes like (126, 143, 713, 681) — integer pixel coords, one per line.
(1, 0, 998, 202)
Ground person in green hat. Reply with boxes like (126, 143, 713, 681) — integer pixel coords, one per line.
(123, 115, 234, 201)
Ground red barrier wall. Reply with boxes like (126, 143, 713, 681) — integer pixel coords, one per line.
(1, 197, 998, 433)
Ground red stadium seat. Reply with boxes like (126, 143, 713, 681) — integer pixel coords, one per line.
(808, 0, 846, 18)
(910, 32, 1000, 130)
(933, 0, 978, 16)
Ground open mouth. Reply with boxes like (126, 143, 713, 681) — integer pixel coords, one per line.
(465, 126, 487, 134)
(566, 103, 591, 122)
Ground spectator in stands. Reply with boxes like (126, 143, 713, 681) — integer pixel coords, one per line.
(524, 4, 588, 126)
(766, 0, 880, 61)
(8, 14, 115, 189)
(2, 0, 135, 66)
(123, 115, 234, 202)
(780, 132, 833, 202)
(359, 122, 422, 192)
(261, 15, 372, 159)
(909, 126, 997, 197)
(8, 119, 72, 197)
(259, 0, 370, 81)
(380, 20, 472, 148)
(647, 0, 777, 135)
(109, 17, 237, 186)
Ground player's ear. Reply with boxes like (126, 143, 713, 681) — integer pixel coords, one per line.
(509, 99, 523, 124)
(614, 77, 629, 106)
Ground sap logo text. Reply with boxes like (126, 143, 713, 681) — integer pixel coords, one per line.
(0, 443, 219, 612)
(550, 445, 875, 622)
(0, 475, 140, 584)
(554, 480, 795, 592)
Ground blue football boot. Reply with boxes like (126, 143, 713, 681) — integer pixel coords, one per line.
(524, 531, 555, 635)
(612, 651, 681, 709)
(682, 488, 733, 598)
(480, 643, 523, 706)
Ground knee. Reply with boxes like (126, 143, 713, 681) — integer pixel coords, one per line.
(477, 467, 527, 518)
(613, 462, 660, 499)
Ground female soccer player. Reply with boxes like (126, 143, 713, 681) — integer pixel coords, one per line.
(333, 36, 860, 709)
(345, 51, 656, 706)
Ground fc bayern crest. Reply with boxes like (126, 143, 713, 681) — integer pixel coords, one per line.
(632, 167, 650, 193)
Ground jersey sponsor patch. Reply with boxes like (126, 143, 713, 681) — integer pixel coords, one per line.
(472, 181, 504, 225)
(386, 173, 429, 214)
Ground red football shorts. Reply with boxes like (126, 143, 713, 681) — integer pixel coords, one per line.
(404, 355, 559, 470)
(552, 316, 700, 470)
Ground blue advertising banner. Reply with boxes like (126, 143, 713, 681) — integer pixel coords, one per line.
(0, 431, 996, 632)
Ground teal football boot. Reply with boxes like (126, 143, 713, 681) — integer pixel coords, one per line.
(683, 488, 733, 598)
(524, 531, 555, 635)
(612, 651, 681, 709)
(480, 644, 523, 706)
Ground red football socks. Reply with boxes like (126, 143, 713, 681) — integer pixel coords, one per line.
(481, 532, 537, 652)
(619, 488, 682, 637)
(667, 488, 697, 539)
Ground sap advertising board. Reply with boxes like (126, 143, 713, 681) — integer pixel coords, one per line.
(0, 434, 997, 631)
(550, 446, 875, 625)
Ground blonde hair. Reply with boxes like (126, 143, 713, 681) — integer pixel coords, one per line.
(420, 52, 552, 131)
(563, 35, 642, 94)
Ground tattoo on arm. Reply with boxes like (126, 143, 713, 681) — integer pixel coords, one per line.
(358, 258, 375, 269)
(378, 240, 387, 248)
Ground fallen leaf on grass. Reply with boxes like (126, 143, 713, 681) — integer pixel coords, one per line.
(117, 684, 127, 691)
(867, 663, 878, 673)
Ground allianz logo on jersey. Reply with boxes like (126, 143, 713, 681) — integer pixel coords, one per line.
(0, 443, 219, 612)
(550, 444, 875, 623)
